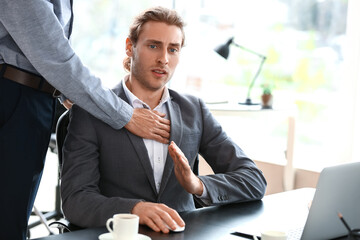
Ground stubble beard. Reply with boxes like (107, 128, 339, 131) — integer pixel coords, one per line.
(131, 53, 172, 92)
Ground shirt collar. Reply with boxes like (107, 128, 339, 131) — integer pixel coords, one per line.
(122, 75, 170, 109)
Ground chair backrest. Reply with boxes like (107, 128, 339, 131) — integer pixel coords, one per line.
(50, 109, 83, 233)
(56, 110, 70, 167)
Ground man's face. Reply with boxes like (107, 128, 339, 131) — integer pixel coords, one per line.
(127, 21, 183, 92)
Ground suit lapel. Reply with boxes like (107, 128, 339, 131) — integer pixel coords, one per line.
(125, 132, 157, 194)
(158, 97, 183, 197)
(115, 83, 157, 195)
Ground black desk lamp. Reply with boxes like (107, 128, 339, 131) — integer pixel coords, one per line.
(215, 37, 267, 105)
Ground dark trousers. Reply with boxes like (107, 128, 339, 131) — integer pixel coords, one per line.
(0, 76, 55, 240)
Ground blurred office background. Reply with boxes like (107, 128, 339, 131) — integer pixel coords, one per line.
(29, 0, 360, 237)
(69, 0, 357, 171)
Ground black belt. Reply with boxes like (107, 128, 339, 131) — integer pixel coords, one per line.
(0, 63, 60, 97)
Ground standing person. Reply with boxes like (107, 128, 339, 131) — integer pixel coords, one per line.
(0, 1, 171, 239)
(61, 6, 267, 234)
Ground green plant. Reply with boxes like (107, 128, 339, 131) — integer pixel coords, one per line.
(261, 83, 273, 95)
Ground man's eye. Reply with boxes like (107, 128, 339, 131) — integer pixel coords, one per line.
(169, 48, 178, 53)
(149, 45, 157, 49)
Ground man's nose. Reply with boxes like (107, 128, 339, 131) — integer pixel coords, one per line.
(157, 49, 169, 65)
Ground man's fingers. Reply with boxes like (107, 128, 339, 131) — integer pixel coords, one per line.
(169, 141, 202, 195)
(168, 145, 176, 159)
(152, 110, 170, 130)
(168, 144, 181, 164)
(125, 108, 171, 143)
(154, 117, 170, 135)
(167, 208, 185, 228)
(149, 133, 169, 144)
(143, 203, 182, 233)
(170, 141, 184, 155)
(153, 110, 166, 118)
(153, 127, 170, 139)
(156, 207, 184, 231)
(157, 117, 170, 125)
(152, 215, 171, 233)
(169, 142, 187, 164)
(132, 202, 180, 233)
(143, 217, 161, 233)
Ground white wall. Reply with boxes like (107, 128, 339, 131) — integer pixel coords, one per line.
(344, 0, 360, 163)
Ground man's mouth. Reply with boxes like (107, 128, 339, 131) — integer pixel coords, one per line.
(153, 69, 166, 74)
(152, 69, 167, 76)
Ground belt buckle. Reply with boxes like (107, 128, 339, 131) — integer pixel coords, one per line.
(52, 89, 61, 98)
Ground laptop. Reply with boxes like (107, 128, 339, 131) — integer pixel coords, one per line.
(234, 162, 360, 240)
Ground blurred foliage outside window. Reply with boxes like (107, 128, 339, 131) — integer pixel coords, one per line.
(72, 0, 349, 171)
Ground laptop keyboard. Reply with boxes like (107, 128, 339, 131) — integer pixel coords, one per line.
(287, 227, 304, 240)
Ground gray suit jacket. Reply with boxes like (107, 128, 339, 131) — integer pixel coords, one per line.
(61, 83, 267, 227)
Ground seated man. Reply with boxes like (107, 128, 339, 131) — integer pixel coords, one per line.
(61, 6, 267, 234)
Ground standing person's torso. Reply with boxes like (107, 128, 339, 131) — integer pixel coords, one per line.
(0, 0, 73, 74)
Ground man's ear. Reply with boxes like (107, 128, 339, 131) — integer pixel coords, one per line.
(125, 38, 133, 57)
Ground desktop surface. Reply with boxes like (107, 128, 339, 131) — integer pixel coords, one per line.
(32, 188, 347, 240)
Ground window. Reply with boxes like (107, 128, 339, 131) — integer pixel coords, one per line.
(72, 0, 357, 171)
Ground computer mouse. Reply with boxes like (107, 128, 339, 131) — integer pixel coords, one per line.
(165, 222, 185, 232)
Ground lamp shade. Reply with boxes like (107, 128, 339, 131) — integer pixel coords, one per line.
(214, 38, 234, 59)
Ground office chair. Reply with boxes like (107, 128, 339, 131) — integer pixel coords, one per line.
(55, 109, 69, 167)
(27, 104, 67, 238)
(48, 110, 82, 233)
(27, 136, 61, 237)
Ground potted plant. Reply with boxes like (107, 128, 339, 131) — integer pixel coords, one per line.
(261, 84, 273, 109)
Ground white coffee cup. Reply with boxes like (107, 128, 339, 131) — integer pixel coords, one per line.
(106, 213, 139, 240)
(261, 230, 287, 240)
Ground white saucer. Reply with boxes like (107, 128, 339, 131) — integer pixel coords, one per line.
(98, 233, 151, 240)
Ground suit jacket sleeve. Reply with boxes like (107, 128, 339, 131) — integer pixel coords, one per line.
(196, 98, 267, 206)
(60, 105, 142, 227)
